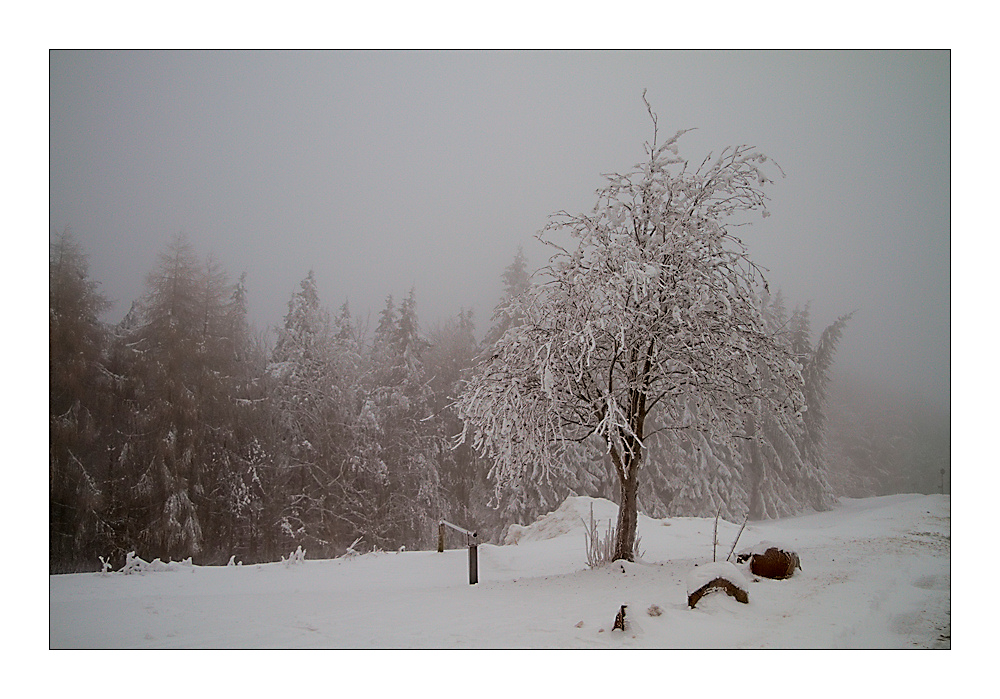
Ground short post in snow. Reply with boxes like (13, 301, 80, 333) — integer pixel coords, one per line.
(438, 519, 478, 585)
(468, 534, 479, 585)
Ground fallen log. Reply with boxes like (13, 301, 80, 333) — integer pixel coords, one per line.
(688, 577, 750, 608)
(686, 561, 750, 608)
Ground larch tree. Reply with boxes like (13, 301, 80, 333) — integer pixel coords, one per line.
(115, 233, 207, 560)
(456, 102, 806, 561)
(49, 227, 112, 571)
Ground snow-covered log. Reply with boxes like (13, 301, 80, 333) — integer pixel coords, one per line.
(686, 561, 750, 608)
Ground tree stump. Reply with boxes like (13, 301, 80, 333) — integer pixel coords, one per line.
(742, 547, 801, 580)
(612, 604, 628, 631)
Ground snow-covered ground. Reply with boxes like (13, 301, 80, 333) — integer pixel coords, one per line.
(50, 494, 950, 650)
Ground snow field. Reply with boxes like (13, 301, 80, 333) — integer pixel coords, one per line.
(50, 494, 949, 650)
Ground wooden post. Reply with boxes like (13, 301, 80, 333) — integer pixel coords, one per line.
(468, 539, 478, 585)
(439, 519, 479, 584)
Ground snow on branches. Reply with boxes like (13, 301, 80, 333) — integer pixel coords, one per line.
(456, 118, 805, 551)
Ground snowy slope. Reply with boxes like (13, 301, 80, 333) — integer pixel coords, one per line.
(49, 494, 949, 650)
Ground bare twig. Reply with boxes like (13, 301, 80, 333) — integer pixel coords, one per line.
(713, 506, 721, 562)
(726, 514, 749, 562)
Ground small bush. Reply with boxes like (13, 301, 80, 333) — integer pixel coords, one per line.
(282, 545, 307, 566)
(584, 504, 642, 568)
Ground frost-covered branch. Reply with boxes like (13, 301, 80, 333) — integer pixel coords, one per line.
(456, 112, 803, 560)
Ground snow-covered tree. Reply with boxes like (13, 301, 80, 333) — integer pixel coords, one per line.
(266, 271, 349, 554)
(49, 228, 112, 571)
(485, 247, 533, 347)
(98, 234, 207, 560)
(375, 294, 398, 342)
(359, 287, 445, 550)
(49, 228, 111, 414)
(425, 309, 498, 532)
(91, 235, 268, 564)
(457, 104, 805, 561)
(796, 306, 855, 468)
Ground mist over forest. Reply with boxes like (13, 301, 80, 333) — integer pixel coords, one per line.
(48, 50, 950, 574)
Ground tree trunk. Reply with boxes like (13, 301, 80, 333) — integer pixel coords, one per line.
(613, 453, 640, 562)
(745, 415, 764, 520)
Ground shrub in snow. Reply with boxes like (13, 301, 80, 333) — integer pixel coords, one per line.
(584, 513, 615, 568)
(121, 551, 149, 575)
(148, 558, 172, 572)
(98, 556, 113, 577)
(687, 561, 749, 608)
(584, 503, 642, 568)
(282, 545, 307, 567)
(117, 552, 193, 575)
(647, 604, 663, 617)
(342, 537, 363, 558)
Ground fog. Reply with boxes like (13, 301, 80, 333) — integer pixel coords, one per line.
(49, 50, 949, 411)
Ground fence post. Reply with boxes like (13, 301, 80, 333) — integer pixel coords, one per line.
(468, 534, 478, 585)
(439, 519, 479, 584)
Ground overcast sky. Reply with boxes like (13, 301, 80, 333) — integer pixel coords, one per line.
(49, 50, 950, 409)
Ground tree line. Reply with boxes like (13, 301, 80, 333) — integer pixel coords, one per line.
(50, 220, 940, 573)
(50, 230, 533, 572)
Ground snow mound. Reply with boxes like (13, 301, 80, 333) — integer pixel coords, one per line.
(117, 551, 194, 575)
(503, 496, 620, 545)
(744, 540, 792, 556)
(686, 561, 749, 596)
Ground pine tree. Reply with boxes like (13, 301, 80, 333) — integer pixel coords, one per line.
(485, 247, 532, 347)
(736, 300, 853, 518)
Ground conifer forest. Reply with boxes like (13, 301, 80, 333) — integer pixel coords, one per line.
(49, 226, 948, 573)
